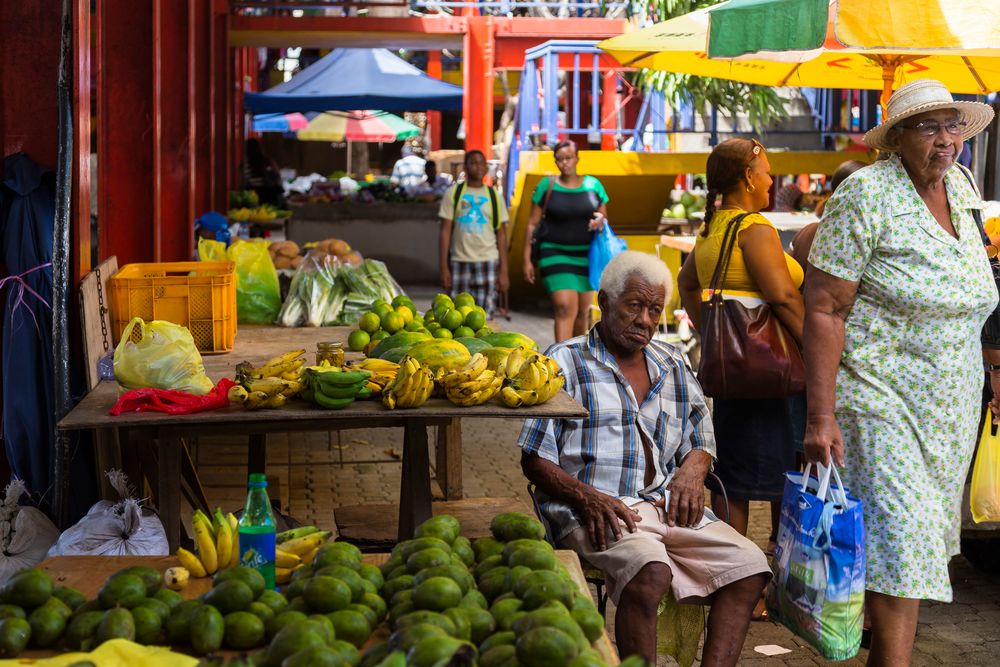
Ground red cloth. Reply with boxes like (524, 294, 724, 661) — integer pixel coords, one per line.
(110, 378, 236, 416)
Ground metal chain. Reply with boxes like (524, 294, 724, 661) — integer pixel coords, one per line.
(95, 266, 109, 352)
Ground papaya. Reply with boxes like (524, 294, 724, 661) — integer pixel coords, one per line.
(370, 331, 432, 359)
(379, 347, 410, 364)
(454, 337, 492, 356)
(477, 332, 538, 351)
(405, 339, 472, 372)
(516, 626, 579, 667)
(414, 515, 461, 544)
(491, 512, 547, 542)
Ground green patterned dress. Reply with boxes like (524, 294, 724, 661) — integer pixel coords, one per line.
(809, 154, 998, 601)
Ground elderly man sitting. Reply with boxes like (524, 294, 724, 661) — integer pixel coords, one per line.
(519, 251, 770, 665)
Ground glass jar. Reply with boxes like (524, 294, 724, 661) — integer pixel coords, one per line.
(316, 341, 344, 367)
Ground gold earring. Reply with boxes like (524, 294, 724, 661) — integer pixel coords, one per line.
(746, 183, 756, 194)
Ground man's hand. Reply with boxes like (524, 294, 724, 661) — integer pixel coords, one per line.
(803, 413, 845, 466)
(663, 450, 711, 527)
(441, 267, 452, 292)
(574, 486, 641, 551)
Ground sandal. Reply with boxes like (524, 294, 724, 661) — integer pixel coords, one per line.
(751, 597, 769, 621)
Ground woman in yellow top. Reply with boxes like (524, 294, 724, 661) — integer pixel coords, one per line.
(678, 138, 805, 593)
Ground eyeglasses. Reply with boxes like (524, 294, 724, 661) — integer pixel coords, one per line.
(897, 119, 967, 138)
(749, 138, 764, 160)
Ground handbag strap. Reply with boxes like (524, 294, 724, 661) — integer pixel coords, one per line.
(706, 212, 752, 298)
(956, 164, 992, 246)
(541, 176, 555, 219)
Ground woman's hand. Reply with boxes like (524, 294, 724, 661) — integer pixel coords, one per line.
(588, 211, 606, 232)
(803, 413, 845, 467)
(989, 371, 1000, 422)
(523, 261, 535, 285)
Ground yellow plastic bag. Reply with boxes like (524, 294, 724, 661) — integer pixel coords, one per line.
(0, 638, 199, 666)
(228, 239, 281, 324)
(113, 317, 214, 395)
(197, 237, 227, 262)
(971, 416, 1000, 523)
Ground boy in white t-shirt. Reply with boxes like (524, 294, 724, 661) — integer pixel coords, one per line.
(438, 151, 509, 317)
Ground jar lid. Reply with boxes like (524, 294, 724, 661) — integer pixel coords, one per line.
(317, 341, 343, 349)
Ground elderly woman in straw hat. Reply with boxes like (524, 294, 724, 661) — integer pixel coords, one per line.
(804, 78, 998, 663)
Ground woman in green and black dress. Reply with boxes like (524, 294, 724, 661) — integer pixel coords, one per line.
(522, 141, 609, 342)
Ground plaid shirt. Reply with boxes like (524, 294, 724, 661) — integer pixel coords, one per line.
(519, 326, 716, 541)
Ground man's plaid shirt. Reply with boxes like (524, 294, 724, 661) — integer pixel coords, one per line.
(519, 326, 716, 541)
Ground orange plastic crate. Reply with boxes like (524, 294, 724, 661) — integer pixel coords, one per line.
(109, 261, 237, 354)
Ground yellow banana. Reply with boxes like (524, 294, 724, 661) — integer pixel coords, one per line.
(441, 354, 488, 387)
(193, 516, 218, 574)
(504, 348, 526, 379)
(382, 390, 397, 410)
(227, 385, 249, 404)
(280, 531, 331, 557)
(214, 523, 232, 571)
(275, 567, 294, 585)
(545, 356, 560, 376)
(280, 380, 305, 397)
(500, 385, 524, 408)
(516, 388, 540, 406)
(299, 546, 319, 567)
(450, 370, 496, 397)
(227, 513, 241, 569)
(176, 547, 207, 578)
(261, 393, 287, 409)
(262, 349, 306, 369)
(449, 376, 503, 406)
(281, 368, 304, 381)
(244, 391, 270, 410)
(255, 357, 304, 379)
(536, 374, 565, 403)
(356, 358, 400, 373)
(275, 549, 301, 568)
(163, 566, 190, 591)
(246, 377, 288, 395)
(193, 510, 215, 540)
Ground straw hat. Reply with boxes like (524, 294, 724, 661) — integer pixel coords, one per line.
(863, 79, 994, 151)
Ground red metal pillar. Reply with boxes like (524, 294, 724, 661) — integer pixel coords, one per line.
(600, 70, 617, 151)
(153, 0, 192, 261)
(210, 0, 231, 212)
(73, 0, 92, 281)
(190, 0, 213, 220)
(463, 16, 494, 157)
(98, 0, 155, 264)
(426, 51, 442, 152)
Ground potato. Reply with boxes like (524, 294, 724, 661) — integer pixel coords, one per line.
(328, 239, 350, 256)
(290, 256, 303, 269)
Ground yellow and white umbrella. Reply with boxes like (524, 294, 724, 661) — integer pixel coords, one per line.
(600, 0, 1000, 108)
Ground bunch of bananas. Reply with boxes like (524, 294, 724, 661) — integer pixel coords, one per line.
(345, 358, 400, 396)
(176, 508, 240, 578)
(275, 526, 332, 584)
(439, 353, 504, 406)
(499, 348, 566, 407)
(382, 356, 434, 410)
(230, 349, 308, 410)
(304, 367, 372, 409)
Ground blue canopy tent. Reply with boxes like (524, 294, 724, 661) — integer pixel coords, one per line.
(244, 49, 463, 114)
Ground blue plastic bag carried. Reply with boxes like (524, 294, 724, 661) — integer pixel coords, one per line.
(588, 223, 627, 290)
(766, 463, 865, 661)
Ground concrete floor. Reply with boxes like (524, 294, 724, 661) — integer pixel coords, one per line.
(197, 285, 1000, 666)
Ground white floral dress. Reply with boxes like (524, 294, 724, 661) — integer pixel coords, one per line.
(809, 154, 998, 601)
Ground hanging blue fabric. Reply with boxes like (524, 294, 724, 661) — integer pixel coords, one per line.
(588, 223, 627, 291)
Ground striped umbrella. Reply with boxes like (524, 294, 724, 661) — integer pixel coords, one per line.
(251, 112, 309, 132)
(296, 110, 421, 142)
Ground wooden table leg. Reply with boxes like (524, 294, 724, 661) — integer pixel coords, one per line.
(158, 435, 182, 552)
(248, 433, 267, 475)
(398, 420, 432, 542)
(435, 418, 463, 500)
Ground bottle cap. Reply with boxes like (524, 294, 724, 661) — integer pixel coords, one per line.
(248, 473, 268, 487)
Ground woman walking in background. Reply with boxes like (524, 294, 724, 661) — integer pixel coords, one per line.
(677, 138, 806, 619)
(522, 141, 608, 342)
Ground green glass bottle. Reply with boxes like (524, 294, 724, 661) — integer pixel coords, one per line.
(238, 473, 276, 589)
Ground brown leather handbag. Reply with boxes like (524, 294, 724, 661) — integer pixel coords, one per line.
(696, 213, 805, 399)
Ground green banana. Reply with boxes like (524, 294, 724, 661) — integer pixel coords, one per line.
(315, 381, 369, 399)
(313, 391, 354, 410)
(315, 370, 371, 388)
(356, 385, 372, 400)
(277, 525, 319, 544)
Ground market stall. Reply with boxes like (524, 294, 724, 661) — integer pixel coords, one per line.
(57, 326, 586, 552)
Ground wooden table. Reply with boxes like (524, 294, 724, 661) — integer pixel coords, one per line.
(58, 327, 587, 551)
(36, 553, 619, 664)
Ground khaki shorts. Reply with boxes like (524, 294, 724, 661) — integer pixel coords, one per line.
(560, 501, 771, 605)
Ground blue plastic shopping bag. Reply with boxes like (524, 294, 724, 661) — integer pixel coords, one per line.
(765, 463, 865, 661)
(588, 223, 627, 291)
